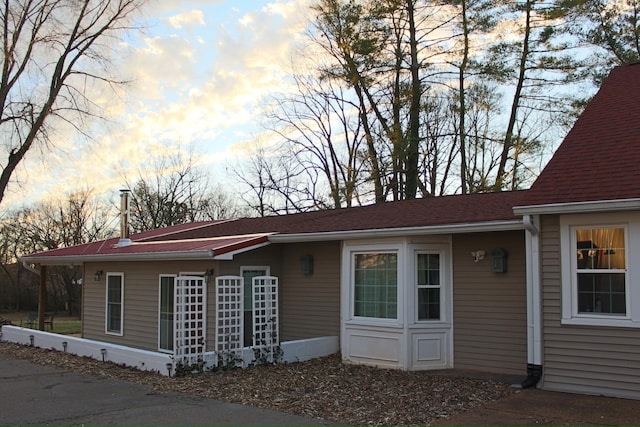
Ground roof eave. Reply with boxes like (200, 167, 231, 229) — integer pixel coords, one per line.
(513, 198, 640, 215)
(19, 249, 216, 266)
(269, 220, 524, 243)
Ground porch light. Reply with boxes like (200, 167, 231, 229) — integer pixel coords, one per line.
(203, 269, 214, 284)
(94, 270, 104, 281)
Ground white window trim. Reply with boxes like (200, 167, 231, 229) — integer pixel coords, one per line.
(414, 250, 445, 323)
(560, 213, 640, 328)
(158, 274, 176, 353)
(105, 272, 124, 336)
(343, 243, 404, 326)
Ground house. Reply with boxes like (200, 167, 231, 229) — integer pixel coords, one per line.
(513, 62, 640, 399)
(11, 63, 640, 399)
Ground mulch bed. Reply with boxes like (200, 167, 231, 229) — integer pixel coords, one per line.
(0, 340, 514, 426)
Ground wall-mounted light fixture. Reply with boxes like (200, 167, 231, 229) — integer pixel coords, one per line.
(490, 248, 508, 273)
(203, 269, 214, 284)
(471, 250, 486, 263)
(300, 255, 314, 275)
(94, 270, 104, 282)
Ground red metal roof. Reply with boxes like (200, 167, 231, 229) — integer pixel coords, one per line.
(520, 63, 640, 207)
(24, 234, 270, 261)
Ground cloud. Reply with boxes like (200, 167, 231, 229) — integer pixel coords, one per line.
(166, 9, 205, 29)
(2, 0, 318, 210)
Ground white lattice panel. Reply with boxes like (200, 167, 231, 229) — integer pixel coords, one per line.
(174, 276, 206, 366)
(215, 275, 244, 367)
(252, 276, 279, 361)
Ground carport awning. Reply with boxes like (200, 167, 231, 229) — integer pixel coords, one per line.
(20, 234, 272, 265)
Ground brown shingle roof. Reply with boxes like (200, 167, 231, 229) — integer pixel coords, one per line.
(520, 63, 640, 207)
(23, 191, 526, 261)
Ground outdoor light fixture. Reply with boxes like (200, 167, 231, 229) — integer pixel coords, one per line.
(62, 341, 68, 352)
(94, 270, 104, 281)
(166, 362, 173, 377)
(471, 250, 486, 263)
(203, 269, 214, 284)
(29, 335, 34, 346)
(100, 348, 107, 362)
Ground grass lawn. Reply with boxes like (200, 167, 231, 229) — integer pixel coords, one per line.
(1, 311, 81, 335)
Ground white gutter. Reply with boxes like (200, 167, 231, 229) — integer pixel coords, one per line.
(21, 220, 524, 265)
(514, 198, 640, 215)
(19, 249, 218, 266)
(269, 220, 524, 243)
(523, 214, 543, 368)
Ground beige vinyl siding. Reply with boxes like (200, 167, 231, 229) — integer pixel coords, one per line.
(452, 231, 527, 375)
(83, 260, 218, 352)
(279, 241, 341, 341)
(541, 215, 640, 399)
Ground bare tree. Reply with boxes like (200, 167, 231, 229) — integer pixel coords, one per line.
(0, 0, 144, 206)
(263, 71, 366, 209)
(125, 151, 244, 231)
(1, 189, 114, 314)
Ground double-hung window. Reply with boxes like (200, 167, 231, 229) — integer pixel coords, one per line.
(353, 252, 398, 319)
(416, 253, 441, 320)
(575, 227, 627, 316)
(106, 273, 124, 335)
(560, 213, 640, 327)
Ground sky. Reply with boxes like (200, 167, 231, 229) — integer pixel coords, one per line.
(3, 0, 315, 210)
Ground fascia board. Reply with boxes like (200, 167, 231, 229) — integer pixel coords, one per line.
(268, 220, 524, 243)
(20, 250, 215, 266)
(513, 198, 640, 215)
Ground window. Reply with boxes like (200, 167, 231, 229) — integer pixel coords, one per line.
(575, 227, 627, 315)
(559, 213, 640, 327)
(353, 253, 398, 319)
(106, 273, 124, 335)
(159, 275, 175, 351)
(417, 253, 441, 320)
(241, 266, 269, 346)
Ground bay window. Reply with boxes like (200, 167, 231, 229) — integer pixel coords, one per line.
(353, 252, 398, 319)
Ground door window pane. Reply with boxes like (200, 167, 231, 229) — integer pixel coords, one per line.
(159, 276, 174, 351)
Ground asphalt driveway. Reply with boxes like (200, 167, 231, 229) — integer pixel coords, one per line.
(0, 356, 331, 426)
(3, 352, 640, 426)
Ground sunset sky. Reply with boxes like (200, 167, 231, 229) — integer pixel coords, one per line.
(3, 0, 314, 210)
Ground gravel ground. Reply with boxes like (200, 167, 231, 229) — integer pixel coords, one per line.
(0, 341, 514, 426)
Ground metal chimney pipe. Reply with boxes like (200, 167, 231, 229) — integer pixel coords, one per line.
(118, 189, 132, 247)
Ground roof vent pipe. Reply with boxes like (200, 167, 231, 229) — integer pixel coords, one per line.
(118, 189, 132, 248)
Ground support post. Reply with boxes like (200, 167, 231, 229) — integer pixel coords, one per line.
(38, 265, 47, 331)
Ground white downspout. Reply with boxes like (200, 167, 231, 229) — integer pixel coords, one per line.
(22, 260, 40, 276)
(523, 214, 543, 387)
